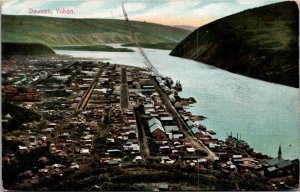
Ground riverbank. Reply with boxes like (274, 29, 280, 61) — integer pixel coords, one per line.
(54, 48, 299, 160)
(122, 42, 178, 50)
(2, 55, 298, 190)
(148, 74, 274, 160)
(52, 45, 134, 52)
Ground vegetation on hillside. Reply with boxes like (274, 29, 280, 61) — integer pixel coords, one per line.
(2, 15, 190, 48)
(170, 1, 299, 87)
(8, 163, 271, 191)
(2, 42, 55, 56)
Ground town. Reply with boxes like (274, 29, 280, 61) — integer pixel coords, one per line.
(2, 57, 299, 191)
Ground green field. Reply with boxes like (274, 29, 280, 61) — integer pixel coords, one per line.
(2, 15, 190, 48)
(52, 45, 134, 52)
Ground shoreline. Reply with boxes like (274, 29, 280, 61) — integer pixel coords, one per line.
(2, 55, 298, 190)
(1, 55, 284, 160)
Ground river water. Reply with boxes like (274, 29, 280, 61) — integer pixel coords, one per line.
(55, 46, 299, 160)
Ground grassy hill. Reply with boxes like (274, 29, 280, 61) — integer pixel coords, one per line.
(2, 42, 55, 56)
(170, 1, 299, 87)
(2, 15, 190, 48)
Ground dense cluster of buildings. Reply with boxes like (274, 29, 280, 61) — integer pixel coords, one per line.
(2, 59, 299, 190)
(3, 85, 40, 101)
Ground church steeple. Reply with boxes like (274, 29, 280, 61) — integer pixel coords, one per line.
(278, 145, 282, 159)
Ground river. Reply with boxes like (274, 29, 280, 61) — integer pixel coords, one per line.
(55, 45, 299, 160)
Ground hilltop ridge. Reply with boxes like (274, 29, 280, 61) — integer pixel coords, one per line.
(2, 15, 190, 47)
(170, 1, 299, 87)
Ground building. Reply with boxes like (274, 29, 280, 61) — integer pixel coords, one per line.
(160, 116, 173, 125)
(2, 85, 40, 101)
(264, 145, 293, 177)
(186, 119, 196, 129)
(148, 117, 166, 139)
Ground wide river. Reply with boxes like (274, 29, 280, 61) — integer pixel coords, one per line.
(55, 45, 299, 160)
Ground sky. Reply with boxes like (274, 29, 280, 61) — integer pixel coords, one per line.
(1, 0, 293, 27)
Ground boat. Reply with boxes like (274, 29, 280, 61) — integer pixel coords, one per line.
(175, 80, 182, 91)
(207, 130, 216, 135)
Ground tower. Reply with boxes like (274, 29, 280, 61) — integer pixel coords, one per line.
(278, 145, 282, 159)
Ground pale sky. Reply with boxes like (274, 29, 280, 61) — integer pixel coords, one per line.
(1, 0, 292, 27)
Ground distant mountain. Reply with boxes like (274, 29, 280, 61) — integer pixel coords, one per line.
(170, 1, 299, 88)
(173, 25, 196, 31)
(2, 15, 190, 47)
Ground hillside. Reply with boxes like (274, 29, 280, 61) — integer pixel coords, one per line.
(2, 15, 190, 48)
(170, 1, 299, 88)
(173, 25, 196, 31)
(2, 42, 55, 56)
